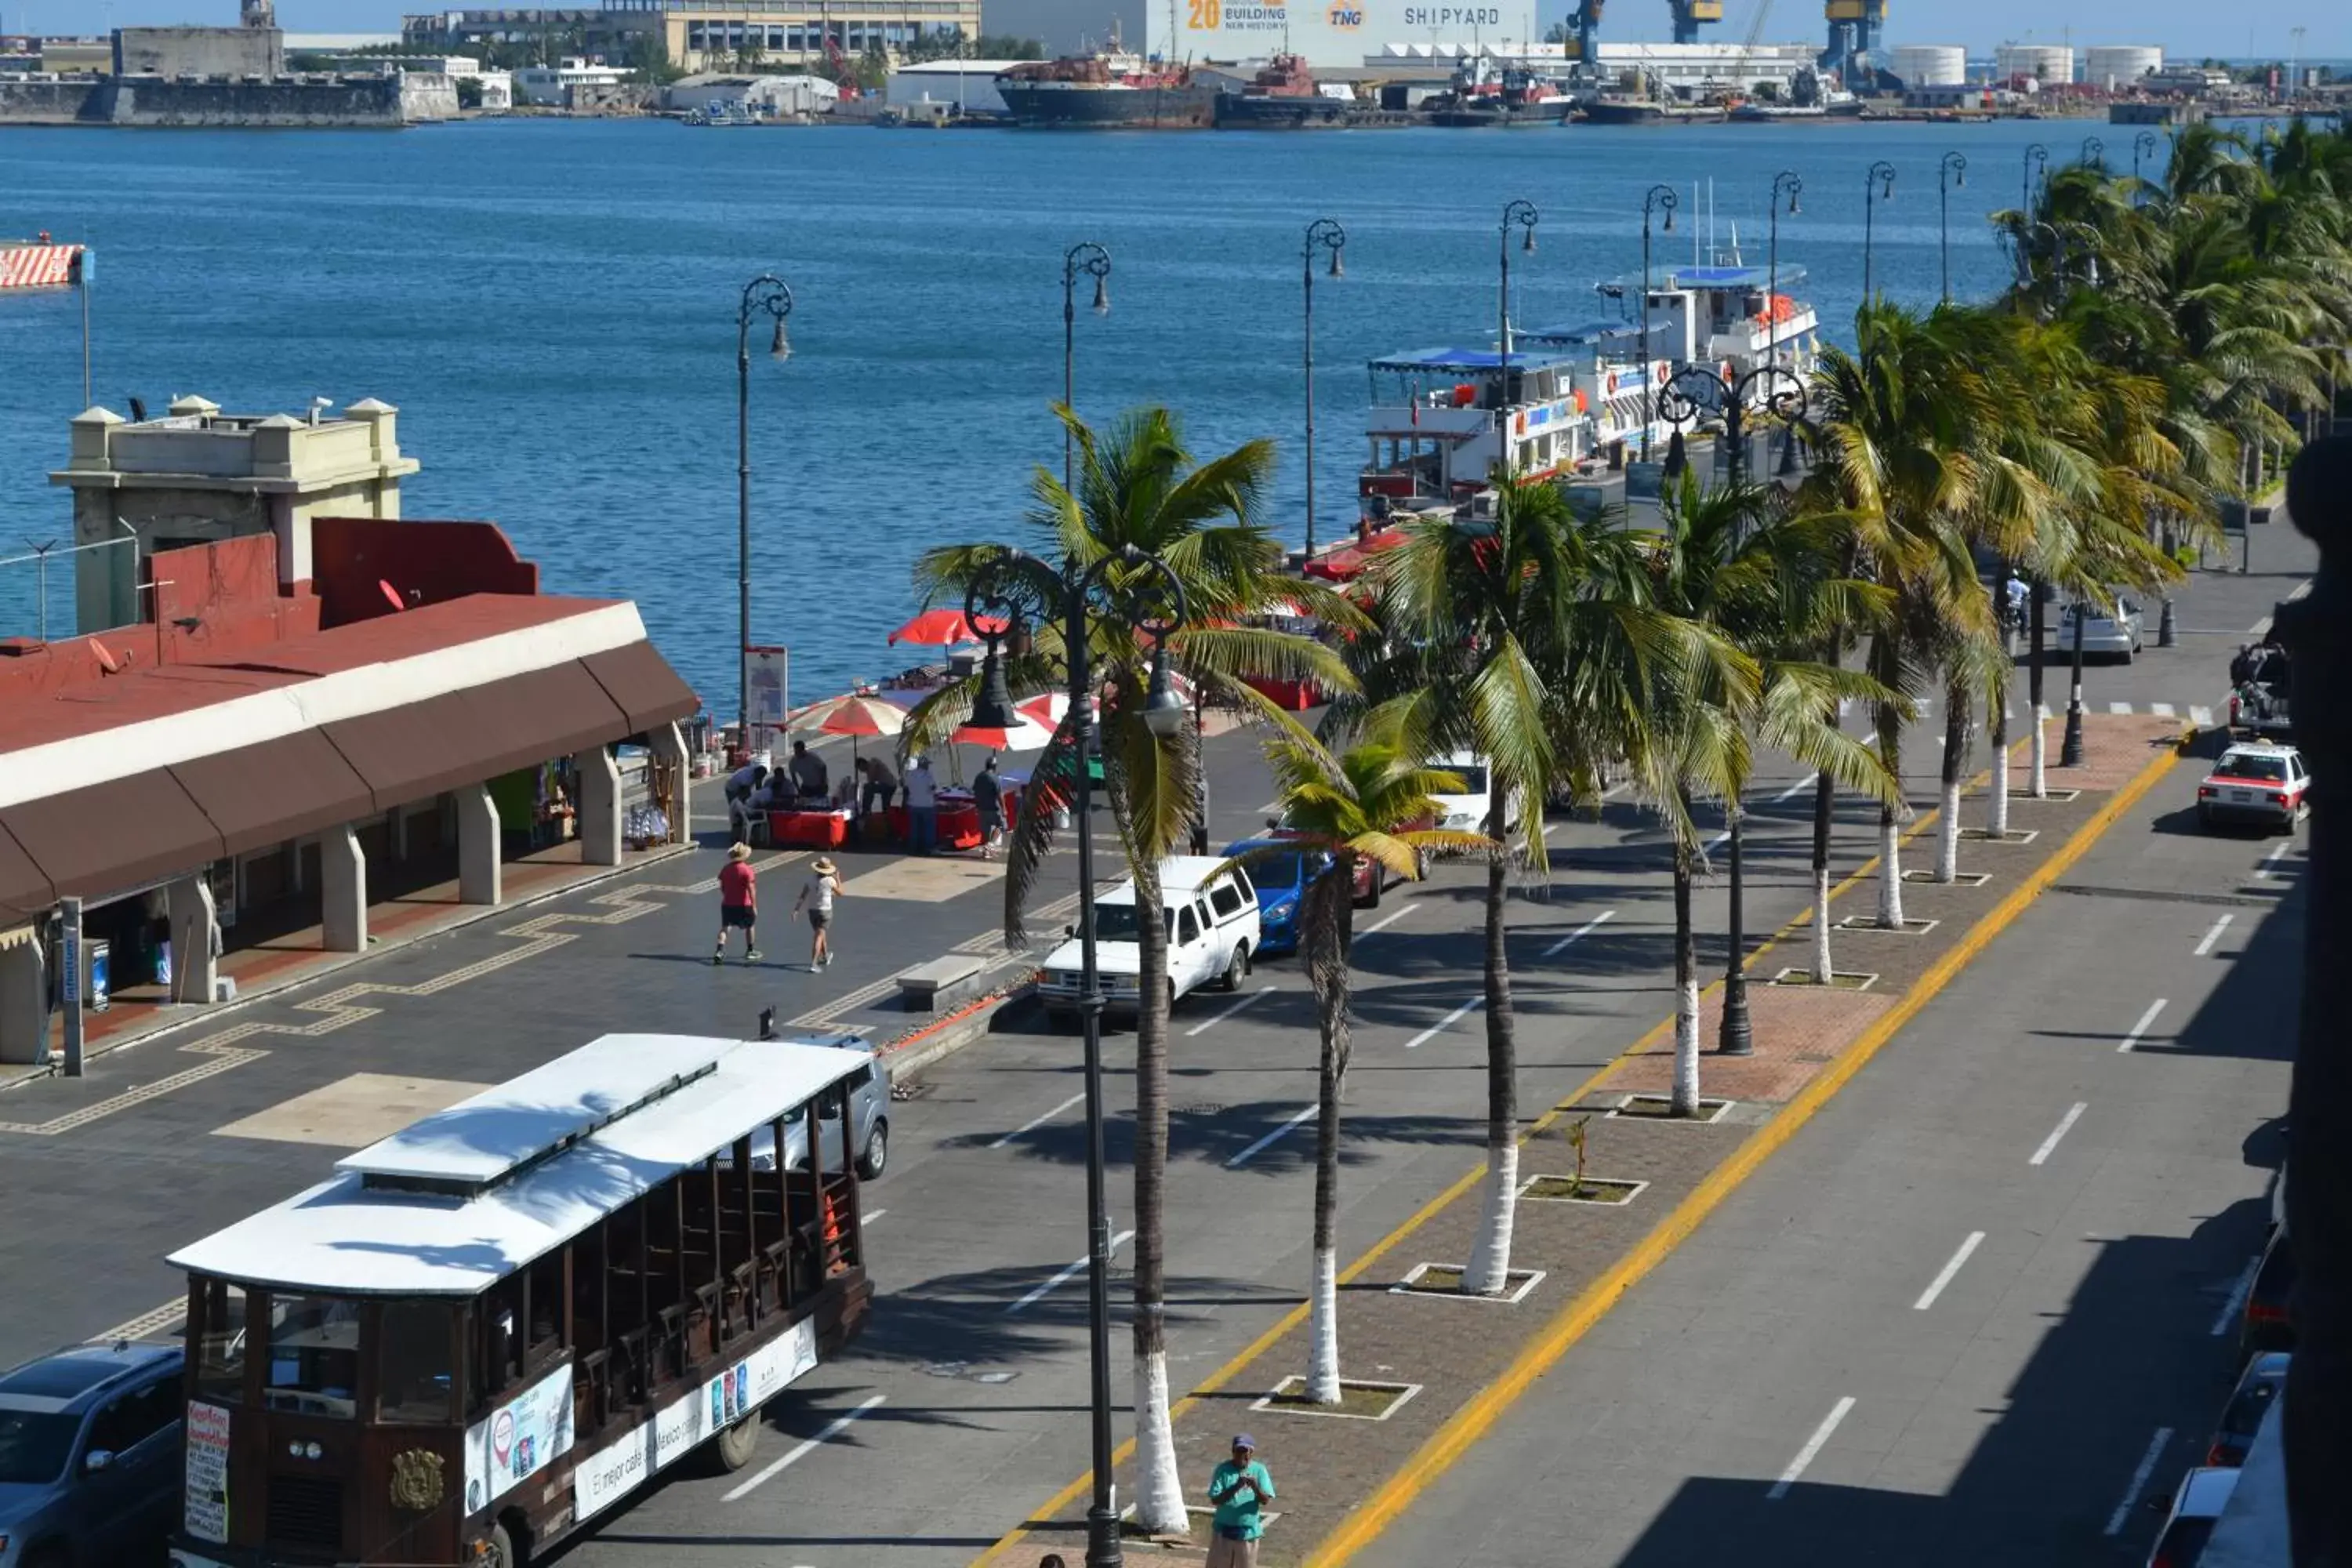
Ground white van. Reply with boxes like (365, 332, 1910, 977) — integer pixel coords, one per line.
(1037, 856, 1260, 1020)
(1428, 750, 1519, 840)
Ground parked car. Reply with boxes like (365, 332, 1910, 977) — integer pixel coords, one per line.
(0, 1341, 186, 1568)
(1223, 839, 1329, 958)
(1426, 751, 1515, 848)
(741, 1034, 891, 1180)
(2197, 742, 2310, 833)
(2146, 1465, 2241, 1568)
(2058, 596, 2145, 659)
(2241, 1227, 2296, 1361)
(2207, 1352, 2288, 1468)
(1036, 856, 1260, 1019)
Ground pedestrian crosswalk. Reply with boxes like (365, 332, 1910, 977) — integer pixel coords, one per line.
(1838, 695, 2216, 726)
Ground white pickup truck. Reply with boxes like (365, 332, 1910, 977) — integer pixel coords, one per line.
(1037, 856, 1260, 1020)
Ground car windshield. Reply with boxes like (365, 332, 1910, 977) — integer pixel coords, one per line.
(1088, 904, 1172, 943)
(1254, 852, 1306, 891)
(2222, 755, 2289, 782)
(0, 1409, 81, 1484)
(1442, 764, 1490, 794)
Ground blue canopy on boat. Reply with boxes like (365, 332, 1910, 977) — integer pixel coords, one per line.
(1519, 318, 1648, 347)
(1367, 346, 1583, 375)
(1664, 263, 1809, 291)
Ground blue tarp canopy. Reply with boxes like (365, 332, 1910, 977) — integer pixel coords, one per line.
(1664, 263, 1809, 290)
(1520, 318, 1648, 346)
(1368, 346, 1583, 375)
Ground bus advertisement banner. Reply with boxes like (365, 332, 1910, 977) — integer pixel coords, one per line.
(465, 1361, 577, 1516)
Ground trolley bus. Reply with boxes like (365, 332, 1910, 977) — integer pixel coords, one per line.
(164, 1031, 877, 1568)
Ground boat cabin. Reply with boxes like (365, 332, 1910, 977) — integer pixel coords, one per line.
(1359, 345, 1593, 508)
(1517, 316, 1674, 459)
(165, 1032, 876, 1568)
(1641, 263, 1820, 380)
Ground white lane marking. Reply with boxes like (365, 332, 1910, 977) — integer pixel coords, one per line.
(1705, 828, 1732, 853)
(2116, 999, 2169, 1054)
(989, 1093, 1087, 1149)
(1602, 779, 1632, 800)
(863, 1209, 887, 1225)
(1361, 905, 1417, 936)
(1861, 730, 1878, 746)
(1186, 985, 1279, 1037)
(2212, 1254, 2262, 1338)
(2190, 705, 2215, 727)
(1912, 1231, 1987, 1311)
(1256, 798, 1283, 815)
(2288, 581, 2312, 603)
(1774, 772, 1820, 803)
(1404, 995, 1486, 1050)
(1767, 1396, 1856, 1500)
(2029, 1103, 2088, 1167)
(2103, 1428, 2175, 1536)
(723, 1395, 889, 1501)
(2250, 614, 2273, 635)
(1226, 1105, 1319, 1168)
(2258, 841, 2294, 879)
(1541, 819, 1560, 838)
(1007, 1229, 1136, 1314)
(2194, 913, 2236, 956)
(1541, 909, 1617, 959)
(2151, 702, 2176, 718)
(2108, 701, 2133, 716)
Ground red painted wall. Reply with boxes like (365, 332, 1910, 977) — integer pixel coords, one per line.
(310, 517, 539, 628)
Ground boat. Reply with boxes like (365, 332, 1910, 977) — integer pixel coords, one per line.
(1580, 67, 1730, 125)
(1212, 53, 1349, 129)
(684, 98, 762, 126)
(996, 49, 1221, 129)
(1727, 67, 1860, 121)
(1427, 55, 1578, 126)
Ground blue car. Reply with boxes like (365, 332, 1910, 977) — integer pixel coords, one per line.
(0, 1340, 185, 1568)
(1223, 838, 1332, 958)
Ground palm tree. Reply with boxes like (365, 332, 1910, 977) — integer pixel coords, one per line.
(1377, 472, 1708, 1291)
(913, 405, 1356, 1537)
(1254, 710, 1483, 1400)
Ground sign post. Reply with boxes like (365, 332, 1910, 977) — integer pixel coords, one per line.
(59, 895, 82, 1076)
(743, 644, 789, 761)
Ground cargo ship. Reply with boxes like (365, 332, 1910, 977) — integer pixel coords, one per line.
(996, 50, 1221, 129)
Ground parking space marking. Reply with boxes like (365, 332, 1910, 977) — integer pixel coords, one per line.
(1911, 1232, 1985, 1311)
(2108, 701, 2133, 716)
(2212, 1254, 2261, 1337)
(2116, 999, 2169, 1054)
(989, 1094, 1087, 1150)
(1226, 1105, 1319, 1168)
(1774, 772, 1820, 803)
(1186, 985, 1279, 1038)
(1767, 1396, 1855, 1500)
(2190, 705, 2215, 727)
(863, 1209, 888, 1225)
(1403, 996, 1486, 1051)
(1008, 1230, 1135, 1314)
(2103, 1428, 2174, 1535)
(2250, 614, 2273, 635)
(2151, 702, 2176, 718)
(1360, 906, 1417, 936)
(1541, 909, 1617, 960)
(723, 1395, 889, 1501)
(2028, 1103, 2087, 1167)
(2194, 913, 2235, 956)
(2257, 841, 2295, 879)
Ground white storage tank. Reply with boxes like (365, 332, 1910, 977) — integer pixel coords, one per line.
(2085, 45, 2162, 90)
(1889, 44, 1966, 87)
(1996, 43, 2074, 85)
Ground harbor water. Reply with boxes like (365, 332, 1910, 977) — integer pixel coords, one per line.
(0, 118, 2118, 706)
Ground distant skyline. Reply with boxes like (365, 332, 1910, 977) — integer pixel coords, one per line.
(8, 0, 2347, 62)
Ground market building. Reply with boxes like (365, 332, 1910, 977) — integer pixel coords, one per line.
(0, 399, 701, 1070)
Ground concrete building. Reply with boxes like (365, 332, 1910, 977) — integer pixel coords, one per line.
(1994, 42, 2074, 85)
(514, 56, 631, 103)
(883, 59, 1024, 115)
(112, 24, 285, 78)
(2084, 44, 2162, 91)
(52, 395, 416, 638)
(35, 38, 111, 74)
(1887, 43, 1965, 87)
(402, 5, 982, 75)
(666, 69, 839, 113)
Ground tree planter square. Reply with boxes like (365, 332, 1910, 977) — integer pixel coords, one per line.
(1519, 1172, 1650, 1205)
(1833, 915, 1941, 936)
(1250, 1374, 1424, 1421)
(1392, 1261, 1545, 1303)
(1610, 1093, 1733, 1123)
(1902, 869, 1991, 887)
(1768, 966, 1878, 991)
(1961, 827, 2041, 844)
(1121, 1503, 1284, 1541)
(2009, 787, 2082, 803)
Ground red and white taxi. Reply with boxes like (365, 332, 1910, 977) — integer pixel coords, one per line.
(2198, 742, 2310, 833)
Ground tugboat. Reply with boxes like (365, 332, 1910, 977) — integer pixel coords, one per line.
(1213, 53, 1348, 129)
(1581, 68, 1730, 125)
(996, 45, 1221, 129)
(1427, 55, 1577, 126)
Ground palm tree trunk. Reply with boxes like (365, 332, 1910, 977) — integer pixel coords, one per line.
(1672, 837, 1700, 1116)
(1875, 713, 1906, 927)
(1461, 798, 1519, 1296)
(1305, 866, 1354, 1404)
(1988, 663, 2011, 837)
(2027, 585, 2048, 797)
(1121, 817, 1187, 1536)
(1935, 676, 1971, 880)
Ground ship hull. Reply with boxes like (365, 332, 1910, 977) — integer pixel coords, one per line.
(998, 81, 1221, 129)
(1213, 93, 1349, 129)
(1427, 99, 1575, 127)
(1581, 100, 1729, 125)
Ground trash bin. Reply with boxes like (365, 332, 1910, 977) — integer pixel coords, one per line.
(154, 938, 174, 988)
(85, 938, 110, 1013)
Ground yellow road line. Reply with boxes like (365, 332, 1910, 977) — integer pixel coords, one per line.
(1305, 735, 2185, 1566)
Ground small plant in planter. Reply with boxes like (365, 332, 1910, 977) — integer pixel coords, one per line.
(1515, 1117, 1648, 1204)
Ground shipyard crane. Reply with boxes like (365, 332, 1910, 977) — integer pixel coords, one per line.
(1559, 0, 1603, 62)
(1668, 0, 1723, 45)
(1818, 0, 1886, 88)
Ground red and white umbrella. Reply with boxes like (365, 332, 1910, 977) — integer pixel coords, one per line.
(888, 606, 1005, 648)
(952, 710, 1058, 752)
(789, 694, 908, 739)
(1016, 690, 1077, 728)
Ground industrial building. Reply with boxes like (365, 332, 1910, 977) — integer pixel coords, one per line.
(1995, 42, 2073, 85)
(1886, 43, 1963, 87)
(884, 58, 1023, 114)
(2084, 44, 2161, 90)
(402, 3, 982, 74)
(1367, 40, 1824, 96)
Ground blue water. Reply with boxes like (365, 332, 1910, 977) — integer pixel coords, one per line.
(0, 117, 2112, 707)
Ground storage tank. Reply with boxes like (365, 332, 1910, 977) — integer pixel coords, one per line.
(1996, 43, 2074, 84)
(1889, 44, 1966, 86)
(2085, 45, 2162, 90)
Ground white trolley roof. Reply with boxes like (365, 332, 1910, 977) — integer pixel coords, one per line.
(168, 1032, 869, 1298)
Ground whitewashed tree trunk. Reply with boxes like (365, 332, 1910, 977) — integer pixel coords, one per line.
(1877, 812, 1906, 927)
(1988, 678, 2012, 837)
(1462, 1143, 1519, 1294)
(1936, 782, 1962, 880)
(1461, 799, 1520, 1296)
(1671, 843, 1700, 1113)
(1305, 1247, 1341, 1404)
(2029, 707, 2048, 797)
(1131, 1351, 1188, 1537)
(1935, 682, 1969, 881)
(1811, 865, 1834, 982)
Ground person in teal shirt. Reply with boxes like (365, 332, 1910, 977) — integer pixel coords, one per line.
(1205, 1433, 1276, 1566)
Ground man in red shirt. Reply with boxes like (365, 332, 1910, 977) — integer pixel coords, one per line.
(713, 841, 760, 965)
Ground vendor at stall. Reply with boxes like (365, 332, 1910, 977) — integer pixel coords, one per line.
(787, 740, 829, 801)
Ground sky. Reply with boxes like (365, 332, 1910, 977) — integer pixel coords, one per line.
(11, 0, 2348, 61)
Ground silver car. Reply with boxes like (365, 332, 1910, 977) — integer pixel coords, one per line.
(741, 1033, 892, 1180)
(2057, 597, 2145, 660)
(0, 1341, 185, 1568)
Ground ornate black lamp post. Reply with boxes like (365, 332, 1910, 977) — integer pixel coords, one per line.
(2082, 134, 2106, 171)
(2022, 141, 2049, 219)
(1062, 241, 1111, 491)
(1938, 151, 1967, 303)
(963, 544, 1188, 1568)
(1767, 171, 1801, 373)
(2132, 130, 2160, 194)
(1497, 200, 1538, 433)
(2060, 593, 2089, 767)
(735, 273, 793, 759)
(1640, 184, 1677, 462)
(1301, 217, 1346, 568)
(1659, 361, 1809, 1058)
(1861, 160, 1896, 301)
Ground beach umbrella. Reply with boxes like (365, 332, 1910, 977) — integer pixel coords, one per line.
(888, 607, 997, 648)
(789, 694, 907, 738)
(1016, 690, 1077, 728)
(951, 710, 1057, 752)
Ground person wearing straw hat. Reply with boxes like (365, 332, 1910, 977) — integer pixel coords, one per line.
(712, 842, 760, 966)
(1205, 1434, 1276, 1566)
(793, 855, 845, 971)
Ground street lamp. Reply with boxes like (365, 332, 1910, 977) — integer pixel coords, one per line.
(1640, 184, 1677, 462)
(2022, 141, 2049, 220)
(1768, 171, 1801, 372)
(2082, 135, 2106, 171)
(1938, 151, 1967, 303)
(1657, 361, 1809, 1059)
(1062, 241, 1111, 492)
(962, 543, 1187, 1568)
(2060, 593, 2089, 767)
(1861, 160, 1896, 302)
(1301, 218, 1347, 569)
(735, 272, 793, 761)
(2132, 130, 2160, 197)
(1498, 200, 1538, 452)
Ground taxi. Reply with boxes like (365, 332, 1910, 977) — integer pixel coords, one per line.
(2197, 742, 2309, 833)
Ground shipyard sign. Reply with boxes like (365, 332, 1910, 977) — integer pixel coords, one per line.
(1155, 0, 1508, 65)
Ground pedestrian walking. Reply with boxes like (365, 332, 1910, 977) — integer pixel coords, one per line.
(973, 754, 1005, 860)
(1205, 1435, 1276, 1567)
(711, 842, 760, 965)
(793, 855, 844, 971)
(904, 754, 939, 856)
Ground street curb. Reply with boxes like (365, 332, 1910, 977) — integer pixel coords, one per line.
(1305, 730, 2190, 1565)
(877, 983, 1038, 1078)
(0, 843, 698, 1095)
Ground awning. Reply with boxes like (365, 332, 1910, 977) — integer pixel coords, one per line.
(325, 661, 630, 813)
(0, 825, 54, 927)
(171, 730, 376, 858)
(0, 774, 225, 908)
(0, 922, 34, 953)
(581, 641, 699, 735)
(0, 244, 82, 289)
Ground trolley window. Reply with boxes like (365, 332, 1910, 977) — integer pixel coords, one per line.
(191, 1278, 248, 1403)
(376, 1301, 456, 1425)
(264, 1294, 361, 1419)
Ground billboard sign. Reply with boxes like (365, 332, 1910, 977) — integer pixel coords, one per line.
(1150, 0, 1511, 67)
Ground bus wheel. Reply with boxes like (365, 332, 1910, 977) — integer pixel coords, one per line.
(485, 1522, 521, 1568)
(711, 1410, 763, 1472)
